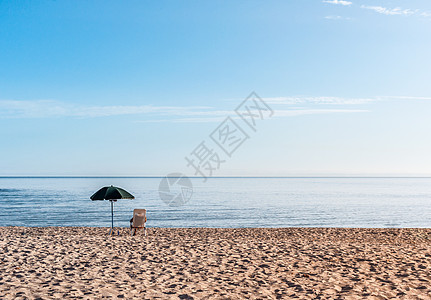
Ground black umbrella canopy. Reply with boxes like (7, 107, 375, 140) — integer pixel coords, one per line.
(90, 185, 135, 201)
(90, 185, 135, 234)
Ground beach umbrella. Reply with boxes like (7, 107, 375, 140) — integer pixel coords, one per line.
(90, 185, 134, 234)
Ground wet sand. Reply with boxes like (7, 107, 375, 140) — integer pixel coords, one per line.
(1, 227, 431, 299)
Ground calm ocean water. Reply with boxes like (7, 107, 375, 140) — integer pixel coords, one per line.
(0, 177, 430, 228)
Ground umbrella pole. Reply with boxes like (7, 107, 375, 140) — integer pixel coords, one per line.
(110, 200, 114, 234)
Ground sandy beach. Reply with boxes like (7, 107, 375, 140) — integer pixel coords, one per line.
(1, 227, 431, 299)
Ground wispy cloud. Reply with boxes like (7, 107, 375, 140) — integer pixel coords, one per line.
(136, 116, 240, 123)
(0, 100, 217, 119)
(262, 96, 375, 105)
(361, 5, 417, 16)
(324, 1, 431, 19)
(324, 15, 351, 20)
(262, 95, 431, 105)
(323, 0, 352, 6)
(379, 96, 431, 100)
(2, 95, 428, 123)
(136, 109, 368, 123)
(273, 109, 367, 117)
(0, 99, 367, 122)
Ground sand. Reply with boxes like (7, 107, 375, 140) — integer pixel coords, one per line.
(1, 227, 431, 299)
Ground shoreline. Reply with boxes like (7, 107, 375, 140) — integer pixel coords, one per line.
(1, 227, 431, 299)
(4, 225, 431, 229)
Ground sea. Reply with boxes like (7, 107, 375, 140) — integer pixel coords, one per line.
(0, 177, 431, 228)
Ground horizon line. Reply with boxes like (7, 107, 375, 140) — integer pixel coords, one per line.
(1, 175, 431, 179)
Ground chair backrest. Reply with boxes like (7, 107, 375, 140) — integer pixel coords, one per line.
(132, 209, 146, 228)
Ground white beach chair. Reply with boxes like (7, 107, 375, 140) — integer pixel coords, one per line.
(130, 209, 147, 236)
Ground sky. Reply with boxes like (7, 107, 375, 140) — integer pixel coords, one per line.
(1, 0, 431, 176)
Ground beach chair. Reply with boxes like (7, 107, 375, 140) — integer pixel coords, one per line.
(130, 209, 147, 236)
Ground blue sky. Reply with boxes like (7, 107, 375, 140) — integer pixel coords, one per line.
(1, 0, 431, 176)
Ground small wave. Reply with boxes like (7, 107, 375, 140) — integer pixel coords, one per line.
(0, 188, 22, 193)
